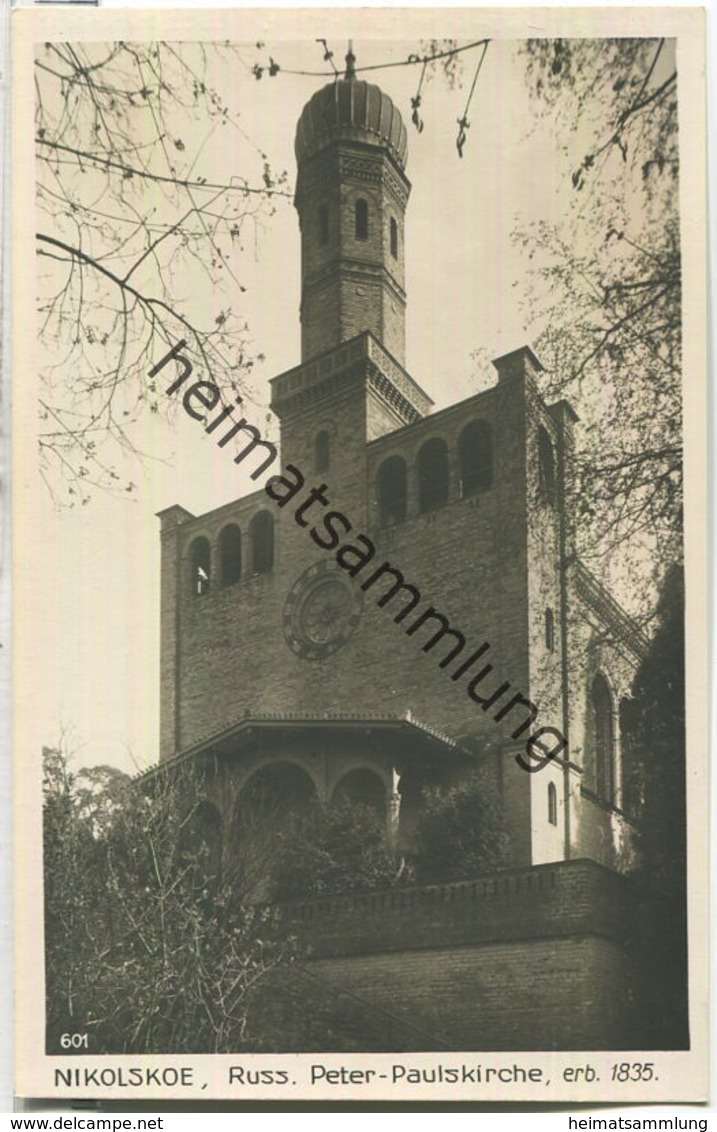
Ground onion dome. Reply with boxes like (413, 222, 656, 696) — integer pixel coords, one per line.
(295, 48, 408, 169)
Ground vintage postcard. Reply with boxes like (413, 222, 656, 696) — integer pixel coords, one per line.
(11, 5, 708, 1104)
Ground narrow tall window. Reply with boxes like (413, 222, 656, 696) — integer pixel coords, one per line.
(538, 426, 556, 503)
(377, 455, 407, 526)
(545, 608, 555, 652)
(390, 217, 398, 258)
(459, 420, 493, 496)
(548, 782, 558, 826)
(189, 537, 211, 597)
(355, 198, 369, 240)
(314, 430, 330, 473)
(250, 511, 274, 574)
(592, 674, 615, 804)
(219, 524, 242, 587)
(418, 438, 450, 512)
(318, 202, 329, 245)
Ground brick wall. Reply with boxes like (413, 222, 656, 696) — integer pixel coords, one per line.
(246, 860, 642, 1051)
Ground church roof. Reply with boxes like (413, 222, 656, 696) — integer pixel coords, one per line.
(294, 63, 408, 169)
(141, 712, 468, 780)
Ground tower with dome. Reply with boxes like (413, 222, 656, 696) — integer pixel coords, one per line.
(153, 52, 663, 1051)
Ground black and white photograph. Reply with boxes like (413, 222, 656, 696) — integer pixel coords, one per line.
(12, 6, 708, 1103)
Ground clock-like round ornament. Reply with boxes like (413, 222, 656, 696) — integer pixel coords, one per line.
(283, 561, 362, 660)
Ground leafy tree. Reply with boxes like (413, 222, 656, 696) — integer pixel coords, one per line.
(623, 563, 685, 898)
(515, 39, 681, 589)
(35, 41, 288, 503)
(410, 772, 509, 884)
(270, 798, 400, 903)
(43, 747, 294, 1054)
(621, 564, 687, 1047)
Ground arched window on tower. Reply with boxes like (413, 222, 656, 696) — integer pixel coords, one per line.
(250, 511, 274, 574)
(459, 420, 493, 496)
(318, 202, 329, 245)
(219, 524, 242, 587)
(355, 198, 369, 240)
(545, 608, 555, 652)
(548, 781, 558, 826)
(418, 438, 450, 512)
(189, 536, 211, 597)
(592, 674, 615, 804)
(390, 217, 398, 258)
(314, 430, 330, 473)
(377, 455, 407, 526)
(538, 426, 557, 504)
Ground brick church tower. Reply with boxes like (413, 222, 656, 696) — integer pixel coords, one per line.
(153, 53, 662, 1051)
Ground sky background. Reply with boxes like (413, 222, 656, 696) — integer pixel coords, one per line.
(21, 30, 666, 774)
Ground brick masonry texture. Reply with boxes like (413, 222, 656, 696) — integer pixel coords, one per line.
(153, 68, 661, 1054)
(246, 861, 645, 1052)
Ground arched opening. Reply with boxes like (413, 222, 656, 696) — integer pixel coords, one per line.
(548, 782, 558, 826)
(314, 430, 330, 473)
(332, 768, 386, 815)
(390, 216, 398, 258)
(219, 524, 242, 587)
(538, 426, 556, 503)
(592, 673, 615, 804)
(377, 455, 407, 525)
(250, 511, 274, 574)
(233, 761, 318, 901)
(418, 437, 450, 512)
(545, 608, 555, 652)
(459, 419, 493, 496)
(355, 198, 369, 240)
(188, 536, 211, 597)
(318, 202, 329, 245)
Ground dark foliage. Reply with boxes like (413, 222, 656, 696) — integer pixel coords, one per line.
(43, 750, 293, 1054)
(270, 798, 399, 902)
(411, 772, 508, 884)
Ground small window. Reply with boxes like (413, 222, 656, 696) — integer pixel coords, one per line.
(250, 511, 274, 574)
(189, 536, 211, 597)
(390, 217, 398, 258)
(545, 608, 555, 652)
(219, 524, 242, 587)
(548, 782, 558, 826)
(314, 430, 330, 473)
(377, 455, 407, 526)
(355, 198, 369, 240)
(538, 426, 556, 503)
(418, 438, 449, 513)
(318, 203, 329, 246)
(459, 420, 493, 496)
